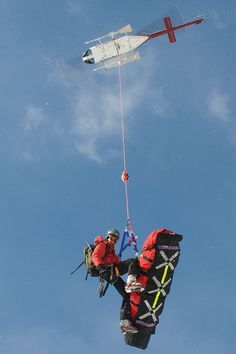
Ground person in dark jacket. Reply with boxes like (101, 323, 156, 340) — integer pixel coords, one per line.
(92, 228, 144, 333)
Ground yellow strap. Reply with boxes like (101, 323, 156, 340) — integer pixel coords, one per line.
(115, 266, 120, 276)
(152, 265, 169, 308)
(152, 291, 160, 308)
(161, 265, 168, 284)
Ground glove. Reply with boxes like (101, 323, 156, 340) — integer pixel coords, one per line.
(97, 265, 107, 273)
(97, 265, 113, 280)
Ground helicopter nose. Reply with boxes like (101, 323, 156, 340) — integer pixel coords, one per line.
(82, 54, 87, 62)
(82, 49, 95, 64)
(82, 55, 95, 64)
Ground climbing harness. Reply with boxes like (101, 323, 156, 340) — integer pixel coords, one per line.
(118, 226, 139, 258)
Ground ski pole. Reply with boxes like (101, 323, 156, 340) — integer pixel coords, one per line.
(70, 260, 84, 275)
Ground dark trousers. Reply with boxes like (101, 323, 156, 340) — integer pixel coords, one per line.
(101, 258, 139, 321)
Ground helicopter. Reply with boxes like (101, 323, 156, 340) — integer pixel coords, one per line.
(82, 15, 206, 70)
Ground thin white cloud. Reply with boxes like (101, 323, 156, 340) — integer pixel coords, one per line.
(68, 1, 81, 16)
(75, 139, 103, 163)
(149, 87, 168, 117)
(19, 104, 49, 161)
(69, 55, 168, 163)
(49, 60, 82, 88)
(207, 88, 236, 146)
(22, 104, 48, 132)
(22, 151, 34, 161)
(25, 49, 168, 163)
(210, 9, 230, 30)
(208, 89, 230, 122)
(70, 85, 123, 163)
(19, 103, 64, 161)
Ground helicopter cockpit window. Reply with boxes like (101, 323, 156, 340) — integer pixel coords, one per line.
(82, 49, 95, 64)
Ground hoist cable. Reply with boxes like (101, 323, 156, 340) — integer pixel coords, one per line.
(118, 64, 131, 227)
(117, 64, 139, 258)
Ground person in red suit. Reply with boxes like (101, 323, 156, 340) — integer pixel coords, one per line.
(92, 228, 144, 333)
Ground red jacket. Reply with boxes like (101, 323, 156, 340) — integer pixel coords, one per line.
(92, 236, 121, 267)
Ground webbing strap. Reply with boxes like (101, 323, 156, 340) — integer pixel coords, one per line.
(152, 265, 170, 309)
(139, 300, 163, 323)
(152, 250, 179, 308)
(155, 250, 179, 271)
(118, 227, 139, 258)
(135, 320, 156, 328)
(149, 277, 172, 296)
(158, 245, 179, 251)
(140, 254, 154, 263)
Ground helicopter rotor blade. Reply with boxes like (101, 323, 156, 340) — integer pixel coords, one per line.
(117, 24, 132, 33)
(85, 24, 132, 44)
(109, 24, 132, 37)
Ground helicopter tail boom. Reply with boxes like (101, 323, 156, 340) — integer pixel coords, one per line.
(148, 16, 205, 42)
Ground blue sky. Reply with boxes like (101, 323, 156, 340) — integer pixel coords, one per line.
(0, 0, 235, 353)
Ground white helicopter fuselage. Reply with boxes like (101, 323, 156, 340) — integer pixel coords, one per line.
(82, 17, 206, 69)
(83, 35, 149, 65)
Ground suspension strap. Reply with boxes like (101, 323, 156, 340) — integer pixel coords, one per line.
(118, 226, 139, 258)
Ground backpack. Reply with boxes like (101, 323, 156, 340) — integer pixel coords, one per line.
(70, 239, 109, 278)
(83, 240, 109, 278)
(83, 243, 99, 277)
